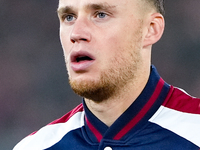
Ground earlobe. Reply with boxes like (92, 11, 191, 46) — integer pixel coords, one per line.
(144, 13, 165, 47)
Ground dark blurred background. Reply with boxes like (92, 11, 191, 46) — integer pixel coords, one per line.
(1, 0, 200, 149)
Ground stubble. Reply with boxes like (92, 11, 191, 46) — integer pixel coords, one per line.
(69, 22, 143, 102)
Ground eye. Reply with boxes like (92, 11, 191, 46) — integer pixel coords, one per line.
(66, 15, 75, 21)
(96, 12, 108, 19)
(63, 14, 76, 22)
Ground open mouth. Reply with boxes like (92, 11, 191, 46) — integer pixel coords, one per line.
(71, 51, 95, 63)
(70, 51, 95, 71)
(76, 56, 93, 62)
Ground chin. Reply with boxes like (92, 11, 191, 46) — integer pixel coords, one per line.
(69, 75, 117, 102)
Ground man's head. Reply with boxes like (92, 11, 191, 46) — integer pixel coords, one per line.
(57, 0, 165, 102)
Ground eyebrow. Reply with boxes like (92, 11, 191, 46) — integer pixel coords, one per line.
(57, 2, 117, 15)
(86, 3, 117, 11)
(57, 6, 75, 16)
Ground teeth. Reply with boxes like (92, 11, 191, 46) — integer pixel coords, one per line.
(76, 56, 92, 62)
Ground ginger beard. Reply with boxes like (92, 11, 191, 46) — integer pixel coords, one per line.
(67, 23, 144, 102)
(69, 51, 141, 102)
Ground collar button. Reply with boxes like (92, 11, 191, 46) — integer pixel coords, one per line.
(104, 147, 112, 150)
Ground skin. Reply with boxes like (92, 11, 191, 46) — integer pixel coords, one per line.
(58, 0, 165, 126)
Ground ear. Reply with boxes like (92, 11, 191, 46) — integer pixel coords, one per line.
(143, 13, 165, 47)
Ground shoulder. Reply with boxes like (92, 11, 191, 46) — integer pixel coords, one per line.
(163, 86, 200, 114)
(150, 86, 200, 147)
(13, 104, 85, 150)
(48, 103, 84, 125)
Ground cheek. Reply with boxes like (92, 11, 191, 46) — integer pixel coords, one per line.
(60, 32, 68, 51)
(101, 27, 142, 67)
(60, 29, 71, 58)
(60, 25, 71, 47)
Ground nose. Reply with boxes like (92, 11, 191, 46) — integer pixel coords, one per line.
(70, 17, 92, 43)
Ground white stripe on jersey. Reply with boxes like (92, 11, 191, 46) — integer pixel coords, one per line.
(13, 111, 85, 150)
(149, 106, 200, 147)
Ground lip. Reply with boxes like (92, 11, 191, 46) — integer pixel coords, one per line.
(70, 51, 95, 72)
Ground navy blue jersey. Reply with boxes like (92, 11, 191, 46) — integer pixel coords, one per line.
(13, 66, 200, 150)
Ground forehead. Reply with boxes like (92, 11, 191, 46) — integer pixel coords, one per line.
(58, 0, 140, 12)
(59, 0, 122, 7)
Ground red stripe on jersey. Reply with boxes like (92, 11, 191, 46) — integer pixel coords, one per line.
(29, 104, 84, 136)
(163, 87, 200, 114)
(85, 116, 103, 142)
(49, 104, 84, 125)
(113, 78, 165, 140)
(29, 131, 37, 136)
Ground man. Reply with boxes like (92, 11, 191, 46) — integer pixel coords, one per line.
(14, 0, 200, 149)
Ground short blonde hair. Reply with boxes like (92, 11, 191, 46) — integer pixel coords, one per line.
(146, 0, 165, 15)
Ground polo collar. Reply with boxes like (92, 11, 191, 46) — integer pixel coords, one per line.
(82, 65, 171, 144)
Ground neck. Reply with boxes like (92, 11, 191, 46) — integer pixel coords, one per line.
(85, 64, 150, 127)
